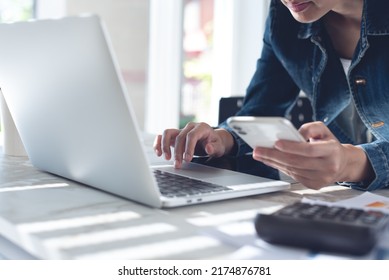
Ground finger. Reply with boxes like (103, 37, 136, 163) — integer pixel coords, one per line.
(253, 144, 343, 181)
(174, 123, 196, 167)
(153, 134, 163, 157)
(253, 147, 318, 172)
(289, 174, 327, 190)
(257, 156, 329, 189)
(273, 138, 340, 158)
(298, 121, 335, 141)
(184, 123, 214, 161)
(291, 169, 334, 189)
(161, 129, 180, 161)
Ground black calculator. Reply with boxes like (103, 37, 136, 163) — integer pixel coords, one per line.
(255, 202, 389, 256)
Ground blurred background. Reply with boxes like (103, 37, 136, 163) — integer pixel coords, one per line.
(0, 0, 269, 138)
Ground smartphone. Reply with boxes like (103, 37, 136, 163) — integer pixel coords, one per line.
(227, 116, 305, 148)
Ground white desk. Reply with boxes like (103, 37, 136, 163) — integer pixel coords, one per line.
(1, 148, 389, 260)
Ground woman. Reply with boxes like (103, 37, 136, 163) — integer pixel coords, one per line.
(153, 0, 389, 191)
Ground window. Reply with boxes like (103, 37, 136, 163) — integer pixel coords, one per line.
(180, 0, 214, 128)
(146, 0, 269, 134)
(0, 0, 35, 23)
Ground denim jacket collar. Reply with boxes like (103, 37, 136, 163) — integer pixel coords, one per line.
(297, 20, 321, 40)
(363, 0, 389, 35)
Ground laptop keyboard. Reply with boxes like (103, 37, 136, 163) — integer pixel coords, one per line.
(153, 169, 232, 198)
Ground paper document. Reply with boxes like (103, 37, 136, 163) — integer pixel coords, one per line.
(302, 192, 389, 214)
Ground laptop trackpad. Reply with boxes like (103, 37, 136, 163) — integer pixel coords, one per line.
(152, 162, 272, 186)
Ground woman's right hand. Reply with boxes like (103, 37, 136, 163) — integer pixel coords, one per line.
(153, 122, 235, 168)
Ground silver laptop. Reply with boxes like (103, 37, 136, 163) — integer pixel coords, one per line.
(0, 15, 289, 208)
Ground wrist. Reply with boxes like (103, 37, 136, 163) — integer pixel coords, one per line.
(341, 144, 375, 183)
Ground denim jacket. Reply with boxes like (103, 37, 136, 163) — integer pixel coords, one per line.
(220, 0, 389, 190)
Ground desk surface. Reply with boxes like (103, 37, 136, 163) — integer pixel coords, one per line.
(1, 148, 389, 260)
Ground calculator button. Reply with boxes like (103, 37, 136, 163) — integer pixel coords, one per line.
(278, 202, 309, 216)
(340, 209, 364, 222)
(320, 206, 345, 219)
(360, 211, 385, 225)
(298, 205, 326, 219)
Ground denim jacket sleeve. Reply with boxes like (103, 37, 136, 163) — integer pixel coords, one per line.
(218, 8, 300, 157)
(338, 140, 389, 191)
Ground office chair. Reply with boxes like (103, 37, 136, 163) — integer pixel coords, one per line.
(218, 95, 313, 128)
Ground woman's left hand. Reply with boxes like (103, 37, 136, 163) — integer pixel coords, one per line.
(252, 121, 374, 189)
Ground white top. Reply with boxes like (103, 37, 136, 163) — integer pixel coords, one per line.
(340, 58, 352, 74)
(335, 58, 370, 144)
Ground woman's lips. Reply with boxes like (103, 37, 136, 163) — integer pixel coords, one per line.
(288, 1, 311, 13)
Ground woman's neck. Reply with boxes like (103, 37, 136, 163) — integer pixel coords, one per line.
(323, 0, 363, 59)
(331, 0, 364, 22)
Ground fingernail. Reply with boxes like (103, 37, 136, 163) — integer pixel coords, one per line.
(274, 140, 283, 149)
(253, 151, 261, 160)
(174, 160, 181, 169)
(184, 153, 191, 162)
